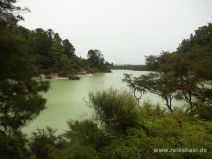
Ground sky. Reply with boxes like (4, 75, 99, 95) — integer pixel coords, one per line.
(17, 0, 212, 64)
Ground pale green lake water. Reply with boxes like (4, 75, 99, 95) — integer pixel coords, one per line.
(23, 70, 182, 135)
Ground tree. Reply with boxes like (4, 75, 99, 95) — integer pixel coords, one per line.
(62, 39, 75, 57)
(143, 23, 212, 120)
(87, 49, 111, 72)
(30, 28, 52, 57)
(0, 0, 29, 25)
(145, 55, 159, 71)
(124, 73, 183, 127)
(87, 49, 105, 68)
(0, 2, 49, 135)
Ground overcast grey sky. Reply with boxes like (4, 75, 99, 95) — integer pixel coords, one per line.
(17, 0, 212, 64)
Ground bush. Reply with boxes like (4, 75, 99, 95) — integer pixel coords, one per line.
(29, 127, 66, 159)
(0, 132, 27, 159)
(68, 145, 100, 159)
(89, 89, 139, 134)
(66, 120, 113, 149)
(195, 103, 212, 121)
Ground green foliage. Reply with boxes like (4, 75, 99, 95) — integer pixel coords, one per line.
(98, 100, 212, 159)
(0, 0, 111, 157)
(111, 64, 148, 71)
(177, 23, 212, 53)
(62, 39, 75, 57)
(87, 49, 111, 73)
(130, 23, 212, 119)
(87, 49, 104, 67)
(195, 103, 212, 121)
(124, 73, 178, 112)
(89, 89, 139, 134)
(0, 131, 28, 159)
(13, 26, 111, 76)
(56, 91, 211, 159)
(29, 127, 66, 159)
(66, 120, 113, 149)
(0, 2, 51, 158)
(0, 0, 29, 25)
(0, 24, 50, 134)
(145, 55, 160, 71)
(23, 23, 211, 159)
(1, 90, 209, 159)
(1, 1, 211, 158)
(1, 0, 111, 78)
(67, 145, 100, 159)
(0, 25, 36, 80)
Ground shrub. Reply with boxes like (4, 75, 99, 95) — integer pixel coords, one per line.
(68, 145, 100, 159)
(66, 120, 113, 149)
(0, 132, 27, 159)
(89, 89, 139, 134)
(29, 127, 66, 159)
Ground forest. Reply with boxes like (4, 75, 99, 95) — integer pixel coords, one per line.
(0, 2, 111, 80)
(0, 1, 212, 159)
(111, 64, 148, 71)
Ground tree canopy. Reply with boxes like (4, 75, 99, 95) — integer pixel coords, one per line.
(124, 23, 212, 120)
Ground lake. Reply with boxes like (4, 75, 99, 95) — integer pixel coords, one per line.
(23, 70, 181, 135)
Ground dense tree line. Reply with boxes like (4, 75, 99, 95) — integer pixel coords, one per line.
(111, 64, 148, 71)
(1, 1, 110, 78)
(11, 26, 111, 76)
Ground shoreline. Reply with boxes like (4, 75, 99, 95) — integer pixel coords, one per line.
(34, 73, 94, 81)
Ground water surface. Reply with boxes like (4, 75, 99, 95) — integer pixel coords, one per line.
(23, 70, 180, 134)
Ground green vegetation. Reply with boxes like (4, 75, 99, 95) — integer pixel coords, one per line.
(87, 49, 111, 73)
(124, 23, 212, 121)
(111, 64, 148, 71)
(2, 90, 211, 159)
(89, 89, 139, 134)
(1, 1, 110, 79)
(0, 0, 50, 136)
(11, 27, 111, 76)
(0, 0, 211, 159)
